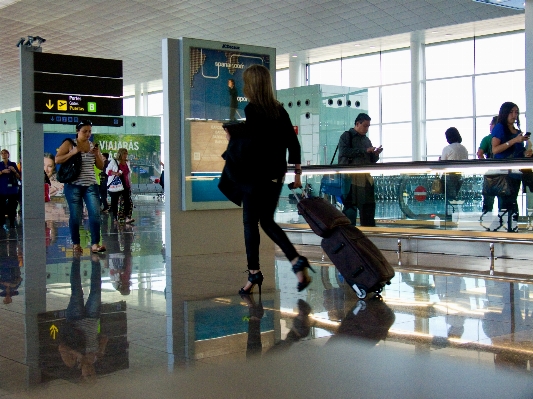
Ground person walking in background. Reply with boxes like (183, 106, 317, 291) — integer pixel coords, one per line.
(106, 148, 134, 224)
(477, 117, 498, 220)
(220, 64, 314, 295)
(0, 149, 21, 230)
(55, 120, 106, 253)
(490, 102, 532, 232)
(99, 153, 110, 213)
(338, 113, 382, 227)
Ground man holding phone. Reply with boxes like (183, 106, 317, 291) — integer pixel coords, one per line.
(338, 113, 382, 227)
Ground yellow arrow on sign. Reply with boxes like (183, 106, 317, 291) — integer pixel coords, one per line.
(45, 100, 53, 110)
(49, 324, 58, 340)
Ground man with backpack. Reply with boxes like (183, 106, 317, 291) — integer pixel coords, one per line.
(338, 113, 382, 227)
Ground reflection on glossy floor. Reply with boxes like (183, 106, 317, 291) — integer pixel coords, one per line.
(1, 199, 533, 398)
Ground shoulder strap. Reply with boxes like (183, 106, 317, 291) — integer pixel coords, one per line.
(62, 138, 76, 147)
(330, 145, 338, 165)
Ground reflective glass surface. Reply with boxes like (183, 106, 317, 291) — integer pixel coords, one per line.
(2, 193, 533, 396)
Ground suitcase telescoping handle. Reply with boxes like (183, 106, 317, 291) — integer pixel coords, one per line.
(288, 182, 307, 203)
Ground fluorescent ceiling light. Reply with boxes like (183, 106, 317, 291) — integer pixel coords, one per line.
(0, 0, 21, 10)
(472, 0, 525, 10)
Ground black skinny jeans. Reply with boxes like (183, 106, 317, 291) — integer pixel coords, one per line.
(242, 179, 299, 270)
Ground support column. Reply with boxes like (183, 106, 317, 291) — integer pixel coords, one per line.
(526, 0, 533, 132)
(135, 83, 142, 116)
(289, 56, 305, 88)
(19, 45, 46, 385)
(142, 82, 149, 116)
(411, 31, 426, 161)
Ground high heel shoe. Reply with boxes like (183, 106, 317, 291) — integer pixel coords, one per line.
(238, 270, 264, 296)
(292, 256, 315, 292)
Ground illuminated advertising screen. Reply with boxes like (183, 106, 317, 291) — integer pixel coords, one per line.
(177, 38, 276, 210)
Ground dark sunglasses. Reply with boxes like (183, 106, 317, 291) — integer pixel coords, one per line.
(76, 120, 92, 130)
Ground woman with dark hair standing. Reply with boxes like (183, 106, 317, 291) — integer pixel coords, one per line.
(441, 127, 468, 161)
(55, 120, 106, 253)
(0, 149, 20, 230)
(227, 64, 314, 295)
(491, 102, 532, 231)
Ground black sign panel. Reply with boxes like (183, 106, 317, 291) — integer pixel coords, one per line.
(34, 52, 122, 78)
(34, 72, 122, 97)
(35, 93, 122, 116)
(35, 113, 123, 127)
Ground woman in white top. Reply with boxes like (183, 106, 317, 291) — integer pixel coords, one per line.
(440, 127, 468, 204)
(441, 127, 469, 160)
(55, 120, 106, 254)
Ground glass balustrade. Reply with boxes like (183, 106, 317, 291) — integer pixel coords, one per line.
(277, 160, 533, 234)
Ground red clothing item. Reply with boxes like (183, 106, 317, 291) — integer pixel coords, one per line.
(118, 163, 130, 188)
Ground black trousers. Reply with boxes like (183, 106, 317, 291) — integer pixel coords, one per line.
(342, 181, 376, 227)
(242, 179, 299, 270)
(0, 193, 18, 227)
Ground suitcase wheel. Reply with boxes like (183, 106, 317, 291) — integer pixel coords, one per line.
(351, 284, 367, 299)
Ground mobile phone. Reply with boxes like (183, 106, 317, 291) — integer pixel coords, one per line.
(525, 132, 531, 137)
(94, 143, 99, 148)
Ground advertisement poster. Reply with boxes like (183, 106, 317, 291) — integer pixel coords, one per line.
(44, 133, 161, 187)
(189, 47, 270, 121)
(190, 120, 226, 173)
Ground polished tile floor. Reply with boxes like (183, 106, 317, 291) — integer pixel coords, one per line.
(1, 198, 533, 398)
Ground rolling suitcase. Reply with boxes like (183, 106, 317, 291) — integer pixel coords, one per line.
(289, 184, 394, 299)
(321, 224, 395, 299)
(288, 182, 350, 237)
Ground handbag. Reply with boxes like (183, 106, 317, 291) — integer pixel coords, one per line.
(430, 174, 442, 194)
(56, 139, 82, 183)
(482, 174, 516, 197)
(108, 174, 124, 192)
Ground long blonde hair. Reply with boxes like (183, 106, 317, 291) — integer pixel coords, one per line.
(243, 64, 279, 118)
(115, 148, 128, 162)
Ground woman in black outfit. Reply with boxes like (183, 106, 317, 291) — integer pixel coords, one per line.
(235, 64, 314, 295)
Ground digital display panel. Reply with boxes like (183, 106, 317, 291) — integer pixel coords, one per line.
(177, 38, 276, 210)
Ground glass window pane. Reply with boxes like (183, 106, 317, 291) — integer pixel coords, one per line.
(368, 87, 380, 124)
(123, 97, 135, 116)
(341, 54, 381, 87)
(426, 40, 474, 79)
(381, 123, 412, 158)
(309, 60, 341, 85)
(475, 116, 496, 156)
(276, 69, 289, 90)
(382, 83, 411, 123)
(147, 92, 163, 116)
(426, 118, 474, 158)
(426, 77, 473, 119)
(381, 50, 410, 85)
(475, 33, 525, 74)
(475, 71, 526, 116)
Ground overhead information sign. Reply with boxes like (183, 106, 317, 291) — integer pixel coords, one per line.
(33, 52, 122, 78)
(34, 72, 122, 97)
(34, 93, 122, 115)
(33, 52, 123, 127)
(35, 113, 123, 127)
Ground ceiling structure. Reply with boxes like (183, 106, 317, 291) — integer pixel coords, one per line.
(0, 0, 523, 112)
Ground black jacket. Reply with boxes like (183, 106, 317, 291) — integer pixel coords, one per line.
(338, 128, 379, 165)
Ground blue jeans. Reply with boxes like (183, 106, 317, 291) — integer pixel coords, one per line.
(64, 183, 101, 246)
(66, 257, 101, 320)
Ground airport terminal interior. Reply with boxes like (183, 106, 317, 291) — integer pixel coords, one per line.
(3, 0, 533, 397)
